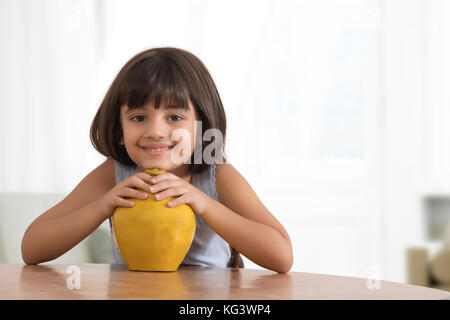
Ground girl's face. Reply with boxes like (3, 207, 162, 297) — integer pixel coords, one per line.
(120, 99, 199, 175)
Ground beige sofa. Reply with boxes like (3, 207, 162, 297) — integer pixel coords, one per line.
(407, 245, 450, 292)
(0, 193, 111, 264)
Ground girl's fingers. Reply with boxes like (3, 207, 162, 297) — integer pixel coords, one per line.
(132, 175, 154, 191)
(151, 175, 188, 193)
(154, 186, 188, 201)
(149, 172, 177, 184)
(121, 175, 153, 192)
(119, 187, 149, 201)
(136, 172, 157, 184)
(113, 196, 135, 208)
(167, 193, 190, 208)
(149, 179, 178, 193)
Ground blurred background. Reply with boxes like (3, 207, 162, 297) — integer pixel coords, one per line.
(1, 0, 450, 290)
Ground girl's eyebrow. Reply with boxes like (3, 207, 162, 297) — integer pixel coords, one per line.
(164, 104, 190, 111)
(125, 104, 189, 114)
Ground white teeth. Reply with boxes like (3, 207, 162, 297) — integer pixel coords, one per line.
(146, 147, 170, 152)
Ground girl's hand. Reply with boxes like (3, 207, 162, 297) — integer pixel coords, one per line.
(95, 172, 154, 219)
(149, 172, 211, 216)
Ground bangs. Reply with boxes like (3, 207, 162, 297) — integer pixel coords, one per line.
(90, 47, 226, 174)
(120, 58, 191, 111)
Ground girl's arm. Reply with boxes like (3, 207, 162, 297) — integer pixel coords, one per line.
(203, 163, 293, 273)
(21, 158, 154, 265)
(21, 159, 116, 264)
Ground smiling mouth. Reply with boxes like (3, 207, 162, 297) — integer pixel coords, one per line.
(142, 146, 174, 152)
(141, 145, 176, 156)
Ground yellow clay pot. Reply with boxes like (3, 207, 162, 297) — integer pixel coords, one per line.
(112, 168, 196, 271)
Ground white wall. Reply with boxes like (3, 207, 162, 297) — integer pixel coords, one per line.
(379, 0, 426, 282)
(2, 0, 449, 283)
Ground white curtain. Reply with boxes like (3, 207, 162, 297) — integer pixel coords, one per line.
(0, 0, 381, 276)
(0, 0, 105, 192)
(7, 0, 439, 281)
(1, 0, 376, 190)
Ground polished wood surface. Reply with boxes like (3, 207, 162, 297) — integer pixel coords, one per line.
(0, 264, 448, 300)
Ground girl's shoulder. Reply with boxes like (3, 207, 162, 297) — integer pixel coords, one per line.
(29, 158, 115, 226)
(215, 162, 291, 244)
(215, 161, 268, 222)
(215, 162, 252, 202)
(65, 157, 116, 204)
(71, 157, 116, 200)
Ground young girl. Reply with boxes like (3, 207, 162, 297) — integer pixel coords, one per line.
(21, 47, 293, 273)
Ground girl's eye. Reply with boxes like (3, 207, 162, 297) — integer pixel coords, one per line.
(168, 115, 183, 121)
(131, 115, 145, 122)
(130, 114, 183, 122)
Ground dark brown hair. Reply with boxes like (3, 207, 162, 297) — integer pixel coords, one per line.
(90, 47, 227, 175)
(90, 47, 243, 268)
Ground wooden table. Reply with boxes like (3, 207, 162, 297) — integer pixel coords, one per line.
(0, 264, 448, 300)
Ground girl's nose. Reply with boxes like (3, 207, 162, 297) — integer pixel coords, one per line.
(143, 116, 170, 140)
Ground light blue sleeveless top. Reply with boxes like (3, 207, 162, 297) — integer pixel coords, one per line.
(108, 160, 231, 267)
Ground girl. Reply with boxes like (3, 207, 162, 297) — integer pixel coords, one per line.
(21, 47, 293, 273)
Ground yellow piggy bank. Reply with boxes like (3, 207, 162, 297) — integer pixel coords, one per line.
(112, 168, 196, 271)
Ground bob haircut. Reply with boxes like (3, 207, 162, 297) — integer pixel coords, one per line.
(90, 47, 244, 268)
(90, 47, 227, 175)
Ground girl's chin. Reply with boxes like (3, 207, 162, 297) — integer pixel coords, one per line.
(138, 162, 170, 171)
(139, 162, 191, 173)
(133, 156, 190, 171)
